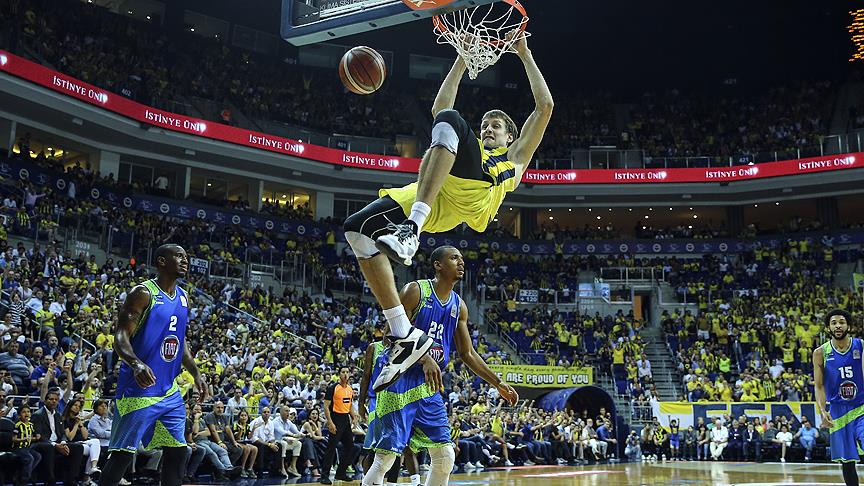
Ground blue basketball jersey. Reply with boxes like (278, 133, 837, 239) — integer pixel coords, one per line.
(117, 280, 189, 398)
(409, 279, 460, 370)
(822, 338, 864, 407)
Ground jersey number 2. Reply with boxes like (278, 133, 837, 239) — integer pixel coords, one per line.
(840, 366, 854, 379)
(169, 315, 178, 332)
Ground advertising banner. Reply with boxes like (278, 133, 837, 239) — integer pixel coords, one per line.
(488, 364, 593, 388)
(652, 401, 820, 430)
(4, 157, 864, 256)
(1, 50, 861, 184)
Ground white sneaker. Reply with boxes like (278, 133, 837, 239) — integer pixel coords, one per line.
(524, 459, 535, 466)
(504, 460, 514, 466)
(373, 327, 434, 392)
(780, 457, 785, 463)
(473, 461, 484, 470)
(376, 221, 420, 266)
(119, 479, 132, 486)
(464, 463, 476, 470)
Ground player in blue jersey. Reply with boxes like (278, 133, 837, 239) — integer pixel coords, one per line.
(815, 308, 862, 486)
(99, 244, 208, 486)
(359, 336, 420, 486)
(361, 246, 518, 486)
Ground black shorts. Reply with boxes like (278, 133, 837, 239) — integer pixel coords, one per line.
(343, 110, 488, 240)
(432, 109, 489, 183)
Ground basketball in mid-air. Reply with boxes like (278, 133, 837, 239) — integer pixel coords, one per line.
(339, 46, 386, 95)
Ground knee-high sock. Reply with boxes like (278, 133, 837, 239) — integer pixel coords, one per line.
(99, 450, 134, 486)
(161, 446, 188, 486)
(843, 461, 860, 486)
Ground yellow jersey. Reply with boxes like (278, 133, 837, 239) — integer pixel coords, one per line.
(380, 143, 517, 233)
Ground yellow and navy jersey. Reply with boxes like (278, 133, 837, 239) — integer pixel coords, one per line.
(381, 143, 517, 234)
(233, 421, 250, 441)
(14, 420, 35, 448)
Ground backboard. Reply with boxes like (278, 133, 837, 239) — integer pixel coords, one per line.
(281, 0, 497, 46)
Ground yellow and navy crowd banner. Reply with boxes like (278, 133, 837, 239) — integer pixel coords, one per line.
(652, 401, 820, 429)
(489, 365, 593, 388)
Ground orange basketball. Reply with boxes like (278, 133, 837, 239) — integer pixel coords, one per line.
(339, 46, 386, 95)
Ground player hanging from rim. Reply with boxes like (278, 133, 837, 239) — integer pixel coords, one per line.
(99, 244, 209, 486)
(814, 309, 862, 486)
(343, 31, 553, 391)
(360, 245, 518, 486)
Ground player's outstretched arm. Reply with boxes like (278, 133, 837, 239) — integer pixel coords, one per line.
(813, 346, 832, 427)
(182, 341, 208, 402)
(115, 285, 156, 389)
(358, 344, 376, 423)
(430, 56, 467, 118)
(508, 32, 553, 183)
(454, 299, 518, 405)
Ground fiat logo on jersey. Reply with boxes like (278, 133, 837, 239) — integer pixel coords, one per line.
(840, 380, 858, 400)
(429, 343, 445, 364)
(161, 335, 180, 362)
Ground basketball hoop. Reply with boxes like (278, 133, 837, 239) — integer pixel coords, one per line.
(431, 0, 528, 79)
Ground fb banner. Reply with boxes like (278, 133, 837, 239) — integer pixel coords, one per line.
(1, 50, 861, 184)
(652, 401, 820, 431)
(488, 364, 593, 388)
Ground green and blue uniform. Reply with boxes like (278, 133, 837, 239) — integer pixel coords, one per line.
(368, 279, 458, 455)
(108, 279, 189, 452)
(822, 338, 864, 462)
(363, 341, 386, 450)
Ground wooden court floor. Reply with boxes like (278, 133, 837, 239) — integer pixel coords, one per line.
(279, 462, 859, 486)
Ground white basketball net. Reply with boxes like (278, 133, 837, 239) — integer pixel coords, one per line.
(433, 2, 529, 80)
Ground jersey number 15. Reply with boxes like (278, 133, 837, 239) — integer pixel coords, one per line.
(840, 366, 855, 379)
